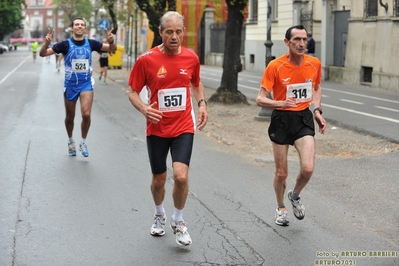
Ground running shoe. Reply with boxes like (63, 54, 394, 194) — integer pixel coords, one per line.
(99, 76, 102, 80)
(150, 213, 166, 236)
(288, 190, 305, 220)
(68, 141, 76, 156)
(79, 143, 89, 157)
(275, 208, 289, 226)
(170, 218, 192, 246)
(104, 80, 107, 85)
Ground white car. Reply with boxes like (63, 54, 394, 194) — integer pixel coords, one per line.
(0, 43, 8, 54)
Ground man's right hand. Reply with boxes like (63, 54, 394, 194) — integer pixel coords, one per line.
(283, 96, 297, 108)
(145, 102, 162, 124)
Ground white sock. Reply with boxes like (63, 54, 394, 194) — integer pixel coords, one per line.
(69, 138, 74, 143)
(155, 204, 165, 215)
(173, 208, 184, 221)
(81, 138, 86, 145)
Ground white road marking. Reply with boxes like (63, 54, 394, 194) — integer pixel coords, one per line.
(340, 99, 364, 105)
(323, 103, 399, 124)
(0, 55, 30, 85)
(375, 106, 399, 113)
(323, 87, 399, 104)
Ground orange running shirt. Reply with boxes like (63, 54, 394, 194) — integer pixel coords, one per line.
(128, 46, 201, 138)
(260, 54, 322, 111)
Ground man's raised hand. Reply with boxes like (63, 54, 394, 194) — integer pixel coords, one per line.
(106, 28, 115, 43)
(45, 28, 54, 44)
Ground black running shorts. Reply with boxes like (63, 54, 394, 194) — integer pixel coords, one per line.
(99, 58, 108, 67)
(268, 108, 315, 145)
(146, 133, 194, 174)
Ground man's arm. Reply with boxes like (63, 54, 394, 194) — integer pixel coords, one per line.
(100, 28, 117, 53)
(39, 28, 55, 57)
(312, 83, 326, 134)
(100, 42, 117, 53)
(191, 82, 208, 130)
(256, 86, 297, 109)
(128, 88, 162, 125)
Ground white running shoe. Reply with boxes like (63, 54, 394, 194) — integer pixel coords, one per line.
(68, 141, 76, 156)
(150, 214, 166, 236)
(275, 208, 289, 226)
(79, 143, 89, 157)
(170, 218, 192, 246)
(288, 190, 305, 220)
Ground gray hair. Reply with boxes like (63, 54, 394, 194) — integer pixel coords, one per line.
(158, 11, 184, 31)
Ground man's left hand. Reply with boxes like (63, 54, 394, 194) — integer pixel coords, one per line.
(315, 113, 326, 134)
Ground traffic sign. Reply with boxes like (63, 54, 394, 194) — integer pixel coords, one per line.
(98, 19, 109, 30)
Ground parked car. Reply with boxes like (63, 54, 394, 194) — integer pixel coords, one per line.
(0, 43, 8, 54)
(0, 41, 13, 51)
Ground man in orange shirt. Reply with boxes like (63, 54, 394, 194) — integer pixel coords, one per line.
(256, 25, 326, 226)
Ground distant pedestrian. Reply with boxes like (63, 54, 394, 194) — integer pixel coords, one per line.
(31, 41, 39, 62)
(98, 39, 110, 85)
(39, 18, 117, 157)
(55, 38, 63, 72)
(306, 33, 315, 56)
(128, 11, 208, 246)
(256, 25, 326, 226)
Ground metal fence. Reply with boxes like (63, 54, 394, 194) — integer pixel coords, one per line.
(210, 22, 245, 55)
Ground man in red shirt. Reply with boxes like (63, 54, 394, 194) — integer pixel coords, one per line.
(256, 25, 326, 226)
(128, 11, 208, 246)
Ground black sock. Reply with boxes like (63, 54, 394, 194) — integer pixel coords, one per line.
(292, 191, 300, 200)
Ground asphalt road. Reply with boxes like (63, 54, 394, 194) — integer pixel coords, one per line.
(0, 47, 398, 265)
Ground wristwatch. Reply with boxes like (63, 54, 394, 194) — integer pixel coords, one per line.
(313, 107, 323, 115)
(198, 99, 207, 107)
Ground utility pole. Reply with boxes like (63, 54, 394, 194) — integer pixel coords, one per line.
(127, 14, 133, 71)
(134, 4, 138, 62)
(255, 0, 274, 121)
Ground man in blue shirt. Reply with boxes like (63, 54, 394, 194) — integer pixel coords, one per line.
(40, 18, 116, 157)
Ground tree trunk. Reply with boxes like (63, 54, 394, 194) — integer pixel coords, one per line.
(136, 0, 176, 48)
(104, 0, 118, 34)
(208, 1, 249, 105)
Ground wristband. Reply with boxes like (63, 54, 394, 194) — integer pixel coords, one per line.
(313, 107, 323, 115)
(198, 99, 207, 107)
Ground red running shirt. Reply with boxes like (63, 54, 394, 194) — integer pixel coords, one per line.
(260, 54, 322, 111)
(128, 47, 201, 137)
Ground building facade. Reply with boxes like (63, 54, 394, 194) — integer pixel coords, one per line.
(329, 0, 399, 92)
(13, 0, 66, 42)
(244, 0, 398, 93)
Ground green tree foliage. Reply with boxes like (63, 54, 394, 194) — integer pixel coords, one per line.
(0, 0, 26, 40)
(52, 0, 93, 29)
(208, 0, 249, 104)
(136, 0, 176, 47)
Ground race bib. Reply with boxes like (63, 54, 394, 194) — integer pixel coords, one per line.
(158, 87, 187, 112)
(71, 59, 89, 72)
(286, 82, 312, 102)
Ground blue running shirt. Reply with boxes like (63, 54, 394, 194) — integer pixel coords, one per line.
(64, 38, 92, 88)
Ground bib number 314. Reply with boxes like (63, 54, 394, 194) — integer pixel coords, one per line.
(286, 82, 312, 102)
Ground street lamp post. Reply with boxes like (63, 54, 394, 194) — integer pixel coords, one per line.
(134, 4, 138, 62)
(127, 14, 133, 71)
(255, 0, 274, 121)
